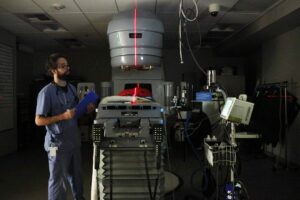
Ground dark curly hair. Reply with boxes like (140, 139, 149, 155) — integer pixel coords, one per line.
(45, 53, 68, 75)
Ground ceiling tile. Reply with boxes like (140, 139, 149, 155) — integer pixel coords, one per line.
(63, 23, 95, 33)
(0, 0, 43, 13)
(0, 13, 26, 24)
(116, 0, 156, 12)
(0, 6, 9, 13)
(32, 0, 80, 13)
(74, 0, 117, 13)
(198, 0, 239, 9)
(50, 13, 88, 24)
(220, 12, 259, 24)
(48, 13, 101, 36)
(158, 13, 213, 33)
(1, 22, 40, 34)
(85, 13, 114, 23)
(231, 0, 279, 12)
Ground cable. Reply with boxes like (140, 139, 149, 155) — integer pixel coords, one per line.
(178, 0, 199, 64)
(236, 180, 250, 200)
(180, 0, 199, 22)
(96, 170, 100, 200)
(114, 0, 120, 12)
(144, 151, 153, 200)
(216, 164, 219, 200)
(215, 84, 229, 104)
(183, 6, 202, 49)
(94, 144, 100, 200)
(190, 167, 207, 193)
(186, 117, 206, 137)
(162, 113, 175, 200)
(183, 23, 206, 76)
(275, 87, 283, 168)
(179, 7, 184, 64)
(186, 112, 220, 137)
(153, 173, 160, 200)
(177, 109, 202, 162)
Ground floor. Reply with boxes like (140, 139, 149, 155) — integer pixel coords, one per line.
(0, 141, 300, 200)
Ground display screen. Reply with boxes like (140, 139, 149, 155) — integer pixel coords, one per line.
(221, 98, 234, 119)
(129, 33, 142, 38)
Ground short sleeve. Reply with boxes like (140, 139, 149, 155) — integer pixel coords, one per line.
(36, 89, 51, 116)
(69, 84, 79, 104)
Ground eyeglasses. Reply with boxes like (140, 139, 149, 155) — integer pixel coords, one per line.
(57, 64, 70, 69)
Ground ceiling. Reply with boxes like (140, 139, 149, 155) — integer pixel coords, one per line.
(0, 0, 281, 51)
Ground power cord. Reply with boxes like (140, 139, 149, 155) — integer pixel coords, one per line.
(178, 0, 199, 64)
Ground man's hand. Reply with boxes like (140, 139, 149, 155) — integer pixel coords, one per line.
(86, 103, 96, 114)
(61, 108, 76, 120)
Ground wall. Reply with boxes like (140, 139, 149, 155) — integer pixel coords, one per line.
(32, 50, 112, 94)
(163, 48, 245, 93)
(244, 48, 262, 95)
(261, 26, 300, 164)
(16, 49, 35, 148)
(0, 28, 17, 156)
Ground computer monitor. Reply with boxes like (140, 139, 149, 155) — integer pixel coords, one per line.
(220, 97, 254, 125)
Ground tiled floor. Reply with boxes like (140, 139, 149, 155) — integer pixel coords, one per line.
(0, 142, 300, 200)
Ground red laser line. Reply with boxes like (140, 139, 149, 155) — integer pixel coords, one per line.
(134, 7, 137, 66)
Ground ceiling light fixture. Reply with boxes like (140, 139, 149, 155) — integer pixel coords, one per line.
(52, 3, 66, 10)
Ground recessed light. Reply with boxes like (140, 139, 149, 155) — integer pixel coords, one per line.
(52, 3, 66, 10)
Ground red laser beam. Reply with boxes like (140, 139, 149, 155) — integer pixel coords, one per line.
(134, 7, 138, 67)
(131, 83, 140, 105)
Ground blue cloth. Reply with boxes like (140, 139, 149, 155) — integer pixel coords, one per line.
(36, 82, 85, 200)
(48, 147, 84, 200)
(36, 83, 81, 151)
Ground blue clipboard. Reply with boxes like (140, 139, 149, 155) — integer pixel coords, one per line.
(75, 91, 99, 118)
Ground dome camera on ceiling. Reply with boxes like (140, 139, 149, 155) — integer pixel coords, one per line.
(209, 3, 220, 17)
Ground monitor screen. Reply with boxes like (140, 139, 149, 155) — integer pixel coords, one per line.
(221, 98, 234, 119)
(220, 97, 254, 125)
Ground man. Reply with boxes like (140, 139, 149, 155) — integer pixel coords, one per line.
(35, 53, 94, 200)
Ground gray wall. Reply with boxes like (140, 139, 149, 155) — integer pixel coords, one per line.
(32, 50, 112, 94)
(16, 49, 35, 148)
(261, 26, 300, 164)
(0, 28, 17, 156)
(163, 48, 245, 93)
(17, 51, 34, 96)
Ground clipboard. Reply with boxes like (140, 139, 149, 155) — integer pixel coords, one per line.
(75, 91, 99, 118)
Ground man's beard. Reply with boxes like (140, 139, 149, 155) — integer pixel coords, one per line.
(57, 71, 70, 81)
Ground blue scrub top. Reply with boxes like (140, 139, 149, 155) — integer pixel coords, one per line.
(36, 82, 81, 151)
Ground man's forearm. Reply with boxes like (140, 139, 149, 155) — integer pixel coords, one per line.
(35, 109, 75, 126)
(35, 114, 64, 126)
